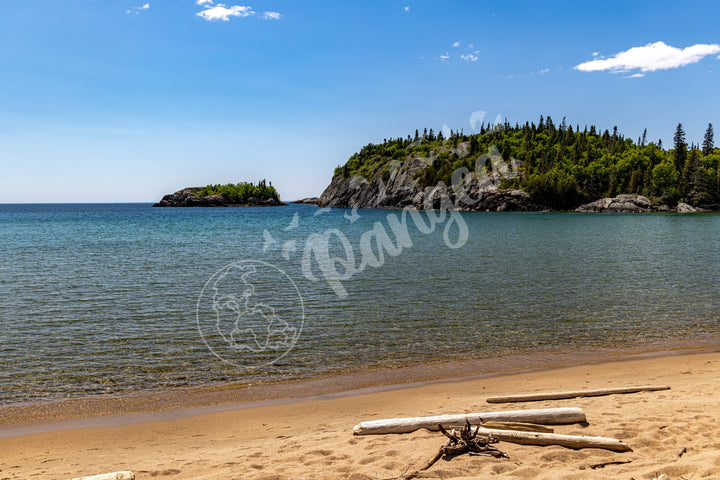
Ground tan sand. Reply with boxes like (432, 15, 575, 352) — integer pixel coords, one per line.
(1, 351, 718, 480)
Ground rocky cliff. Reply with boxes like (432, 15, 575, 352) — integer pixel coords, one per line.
(154, 187, 285, 207)
(318, 154, 547, 212)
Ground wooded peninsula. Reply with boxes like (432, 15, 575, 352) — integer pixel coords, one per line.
(322, 117, 718, 211)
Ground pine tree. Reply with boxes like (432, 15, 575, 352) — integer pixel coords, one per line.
(641, 128, 647, 147)
(673, 123, 687, 172)
(702, 123, 714, 155)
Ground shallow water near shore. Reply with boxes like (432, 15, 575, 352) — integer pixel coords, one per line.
(1, 203, 719, 407)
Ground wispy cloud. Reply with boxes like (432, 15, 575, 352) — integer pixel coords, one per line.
(403, 5, 410, 12)
(452, 41, 460, 48)
(438, 52, 449, 62)
(540, 68, 549, 74)
(460, 53, 478, 62)
(575, 41, 720, 74)
(126, 3, 149, 14)
(261, 11, 280, 20)
(197, 4, 255, 21)
(196, 0, 214, 4)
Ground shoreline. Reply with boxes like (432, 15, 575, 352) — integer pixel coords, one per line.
(2, 335, 718, 437)
(1, 349, 718, 479)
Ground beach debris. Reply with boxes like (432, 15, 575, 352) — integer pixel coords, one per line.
(469, 427, 632, 452)
(486, 385, 671, 403)
(481, 421, 554, 433)
(353, 407, 586, 435)
(70, 472, 135, 480)
(402, 419, 507, 480)
(676, 446, 687, 458)
(586, 459, 633, 469)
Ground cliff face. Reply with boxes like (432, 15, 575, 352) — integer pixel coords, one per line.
(318, 155, 546, 212)
(154, 187, 285, 207)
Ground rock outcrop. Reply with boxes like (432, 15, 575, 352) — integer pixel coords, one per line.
(575, 195, 718, 213)
(291, 197, 321, 205)
(153, 187, 285, 207)
(575, 194, 655, 213)
(318, 156, 546, 212)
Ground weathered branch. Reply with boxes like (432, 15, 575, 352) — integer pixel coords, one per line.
(486, 386, 670, 403)
(473, 427, 632, 452)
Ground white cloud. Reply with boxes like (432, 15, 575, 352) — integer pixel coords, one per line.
(452, 41, 460, 47)
(625, 73, 645, 78)
(197, 4, 255, 21)
(438, 52, 449, 62)
(126, 3, 149, 14)
(540, 68, 549, 74)
(261, 11, 280, 20)
(196, 0, 213, 4)
(460, 53, 478, 62)
(403, 5, 410, 12)
(592, 51, 599, 57)
(575, 41, 720, 73)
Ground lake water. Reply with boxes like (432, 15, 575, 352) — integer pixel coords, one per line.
(1, 203, 718, 406)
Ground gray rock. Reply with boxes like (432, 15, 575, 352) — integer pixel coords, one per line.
(576, 195, 654, 213)
(676, 202, 700, 213)
(292, 197, 321, 205)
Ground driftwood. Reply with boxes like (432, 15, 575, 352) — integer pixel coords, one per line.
(70, 473, 135, 480)
(403, 420, 506, 480)
(588, 460, 632, 469)
(353, 407, 586, 435)
(481, 421, 554, 433)
(473, 427, 632, 452)
(486, 386, 670, 403)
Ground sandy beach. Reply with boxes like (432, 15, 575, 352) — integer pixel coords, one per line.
(1, 349, 718, 480)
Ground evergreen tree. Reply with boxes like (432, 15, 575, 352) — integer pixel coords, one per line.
(673, 123, 687, 172)
(641, 128, 647, 147)
(702, 123, 714, 155)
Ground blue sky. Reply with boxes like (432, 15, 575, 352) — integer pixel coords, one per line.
(1, 0, 719, 202)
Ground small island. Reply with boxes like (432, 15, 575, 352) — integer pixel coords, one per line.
(154, 180, 284, 207)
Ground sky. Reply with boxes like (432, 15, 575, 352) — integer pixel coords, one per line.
(1, 0, 719, 203)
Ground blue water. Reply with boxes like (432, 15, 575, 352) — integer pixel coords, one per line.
(0, 203, 719, 406)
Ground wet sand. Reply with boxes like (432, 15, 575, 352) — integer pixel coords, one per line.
(0, 347, 718, 479)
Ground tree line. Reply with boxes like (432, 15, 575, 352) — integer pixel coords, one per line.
(197, 180, 279, 203)
(336, 117, 718, 210)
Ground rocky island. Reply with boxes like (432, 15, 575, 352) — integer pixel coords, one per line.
(154, 181, 284, 207)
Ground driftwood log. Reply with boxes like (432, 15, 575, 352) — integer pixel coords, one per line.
(70, 473, 135, 480)
(353, 407, 586, 435)
(481, 421, 554, 433)
(486, 386, 670, 403)
(473, 427, 632, 452)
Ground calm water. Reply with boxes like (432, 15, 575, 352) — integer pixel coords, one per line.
(0, 203, 719, 406)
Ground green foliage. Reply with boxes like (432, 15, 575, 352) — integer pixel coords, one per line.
(197, 180, 279, 203)
(334, 118, 720, 208)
